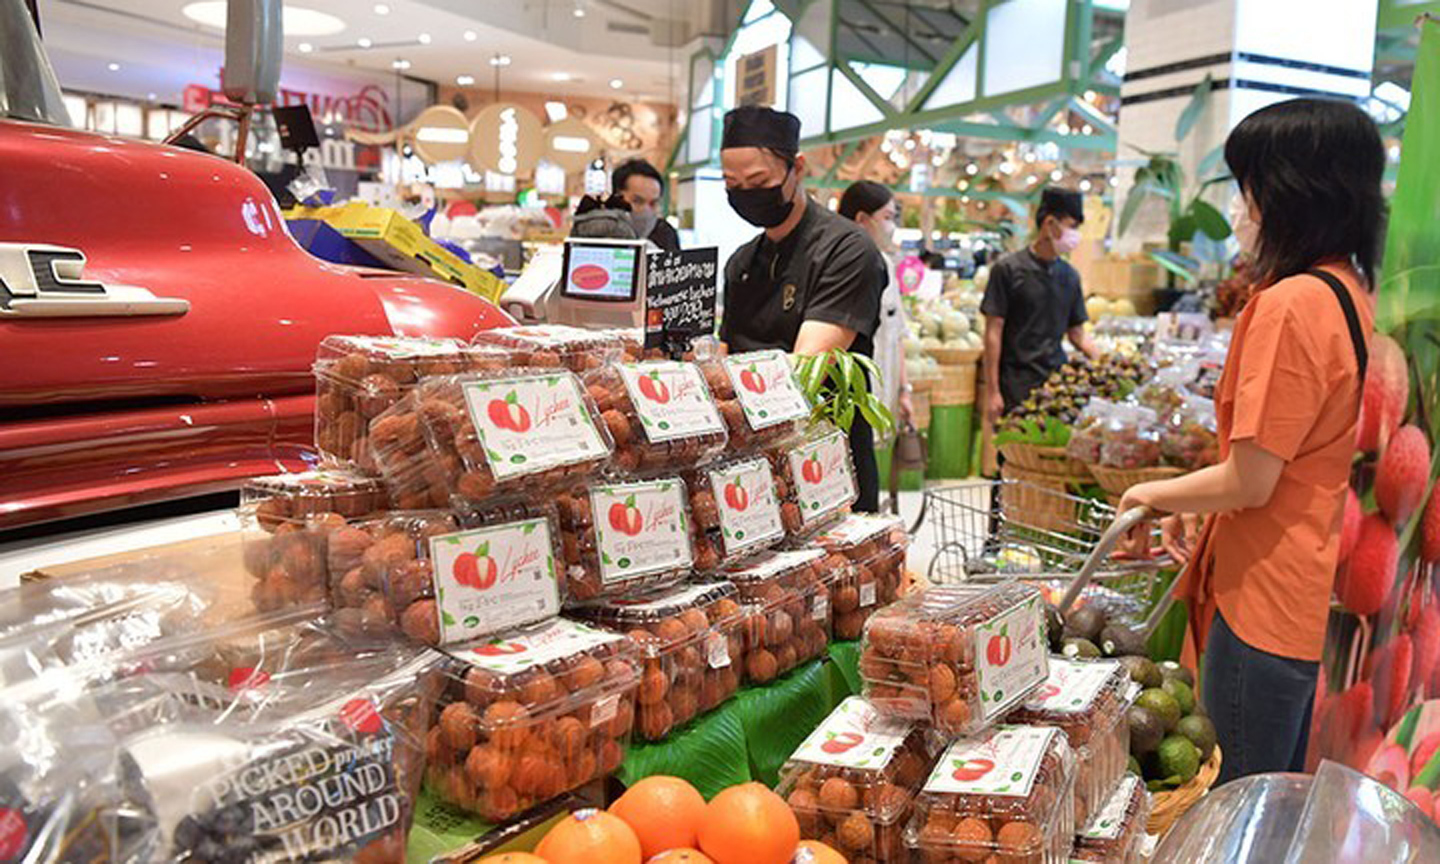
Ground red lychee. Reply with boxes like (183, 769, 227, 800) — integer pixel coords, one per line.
(1340, 489, 1363, 564)
(1357, 333, 1409, 454)
(1423, 483, 1440, 564)
(1374, 634, 1414, 731)
(1339, 514, 1399, 616)
(1410, 731, 1440, 779)
(1405, 785, 1434, 820)
(1413, 599, 1440, 689)
(1340, 680, 1374, 745)
(1376, 425, 1431, 523)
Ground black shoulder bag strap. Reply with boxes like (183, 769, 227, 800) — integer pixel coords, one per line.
(1304, 269, 1368, 383)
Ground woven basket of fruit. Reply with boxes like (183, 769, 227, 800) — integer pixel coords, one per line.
(924, 345, 983, 366)
(911, 372, 937, 394)
(1146, 746, 1222, 835)
(1001, 442, 1091, 478)
(1090, 465, 1186, 498)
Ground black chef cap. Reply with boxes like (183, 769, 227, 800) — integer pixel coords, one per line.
(722, 105, 801, 154)
(1037, 186, 1085, 227)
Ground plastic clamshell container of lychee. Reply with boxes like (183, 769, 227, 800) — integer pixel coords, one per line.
(469, 324, 629, 376)
(368, 369, 615, 511)
(860, 581, 1050, 738)
(813, 513, 909, 642)
(905, 725, 1077, 864)
(569, 580, 747, 741)
(1007, 657, 1131, 829)
(1070, 775, 1149, 864)
(696, 349, 812, 451)
(426, 617, 640, 822)
(312, 334, 505, 470)
(326, 509, 463, 643)
(584, 360, 730, 476)
(683, 455, 789, 572)
(776, 696, 936, 863)
(722, 548, 833, 684)
(764, 421, 858, 541)
(239, 469, 389, 614)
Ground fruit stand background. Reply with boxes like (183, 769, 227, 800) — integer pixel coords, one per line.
(1306, 17, 1440, 823)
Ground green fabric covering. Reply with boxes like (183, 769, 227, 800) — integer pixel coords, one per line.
(926, 404, 974, 478)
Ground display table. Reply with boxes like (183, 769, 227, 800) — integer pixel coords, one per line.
(407, 642, 864, 861)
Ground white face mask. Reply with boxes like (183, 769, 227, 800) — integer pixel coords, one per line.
(1230, 193, 1260, 256)
(1054, 226, 1082, 255)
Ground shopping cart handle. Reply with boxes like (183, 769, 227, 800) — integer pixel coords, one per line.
(1056, 506, 1154, 615)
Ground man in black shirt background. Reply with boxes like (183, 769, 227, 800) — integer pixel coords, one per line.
(612, 158, 681, 252)
(982, 187, 1100, 421)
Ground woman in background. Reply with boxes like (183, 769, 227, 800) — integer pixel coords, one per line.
(839, 181, 913, 429)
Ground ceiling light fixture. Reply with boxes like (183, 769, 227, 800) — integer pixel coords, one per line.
(107, 62, 120, 71)
(1050, 169, 1063, 181)
(609, 78, 623, 89)
(553, 72, 574, 82)
(966, 163, 979, 175)
(374, 3, 390, 14)
(298, 42, 314, 52)
(182, 2, 344, 36)
(456, 74, 475, 86)
(544, 101, 568, 122)
(392, 58, 411, 70)
(552, 136, 590, 153)
(147, 92, 157, 100)
(490, 54, 512, 67)
(573, 0, 587, 16)
(357, 37, 373, 48)
(1079, 179, 1093, 192)
(463, 30, 478, 42)
(417, 33, 431, 44)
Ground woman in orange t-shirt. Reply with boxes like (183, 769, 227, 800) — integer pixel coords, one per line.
(1120, 98, 1385, 783)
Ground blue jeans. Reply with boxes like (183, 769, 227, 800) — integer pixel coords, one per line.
(1202, 611, 1319, 784)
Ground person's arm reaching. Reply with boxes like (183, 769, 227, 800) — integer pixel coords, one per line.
(794, 320, 857, 355)
(1120, 439, 1285, 515)
(1067, 324, 1101, 361)
(984, 315, 1005, 421)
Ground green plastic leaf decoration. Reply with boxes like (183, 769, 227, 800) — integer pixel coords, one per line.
(1174, 74, 1214, 142)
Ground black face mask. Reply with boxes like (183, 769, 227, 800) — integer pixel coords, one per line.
(728, 170, 795, 228)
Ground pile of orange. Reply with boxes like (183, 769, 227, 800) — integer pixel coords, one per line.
(478, 776, 845, 864)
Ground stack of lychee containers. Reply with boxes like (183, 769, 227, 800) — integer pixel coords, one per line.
(238, 324, 895, 827)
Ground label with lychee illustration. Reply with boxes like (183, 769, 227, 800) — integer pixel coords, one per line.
(1082, 775, 1140, 840)
(792, 696, 914, 769)
(788, 430, 857, 526)
(1020, 657, 1120, 716)
(723, 349, 810, 430)
(973, 595, 1048, 721)
(591, 479, 692, 585)
(461, 373, 608, 482)
(708, 457, 784, 557)
(618, 361, 726, 443)
(429, 518, 560, 645)
(445, 618, 624, 675)
(924, 725, 1058, 797)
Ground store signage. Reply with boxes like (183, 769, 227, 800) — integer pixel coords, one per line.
(469, 103, 544, 177)
(735, 45, 778, 107)
(643, 247, 719, 349)
(184, 82, 394, 132)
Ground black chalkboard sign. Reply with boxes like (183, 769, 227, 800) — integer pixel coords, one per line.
(644, 247, 718, 350)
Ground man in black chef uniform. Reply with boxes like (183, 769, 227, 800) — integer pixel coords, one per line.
(718, 105, 887, 512)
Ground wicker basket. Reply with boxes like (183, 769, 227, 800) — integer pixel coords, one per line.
(999, 464, 1090, 533)
(1147, 747, 1223, 835)
(1090, 464, 1186, 499)
(925, 345, 983, 365)
(1000, 443, 1090, 478)
(932, 363, 977, 407)
(911, 374, 937, 394)
(911, 391, 931, 429)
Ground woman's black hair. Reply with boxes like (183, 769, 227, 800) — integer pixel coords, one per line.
(612, 159, 665, 194)
(838, 180, 894, 221)
(1224, 97, 1386, 287)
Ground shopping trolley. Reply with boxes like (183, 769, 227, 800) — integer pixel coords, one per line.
(920, 478, 1173, 625)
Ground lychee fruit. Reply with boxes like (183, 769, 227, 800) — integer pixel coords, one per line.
(1374, 634, 1414, 730)
(1423, 483, 1440, 564)
(1368, 742, 1411, 791)
(1410, 731, 1440, 779)
(1340, 489, 1363, 564)
(1413, 602, 1440, 689)
(1339, 515, 1400, 616)
(1405, 785, 1434, 820)
(1376, 425, 1431, 523)
(1357, 333, 1409, 454)
(1339, 680, 1374, 744)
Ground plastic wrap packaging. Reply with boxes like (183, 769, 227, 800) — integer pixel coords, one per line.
(369, 369, 614, 509)
(777, 697, 934, 862)
(905, 725, 1076, 864)
(1007, 658, 1131, 828)
(570, 581, 746, 740)
(425, 618, 640, 821)
(1071, 775, 1149, 863)
(1098, 404, 1162, 470)
(589, 327, 667, 362)
(1160, 394, 1219, 471)
(765, 421, 858, 540)
(585, 360, 729, 474)
(683, 455, 787, 572)
(553, 476, 696, 603)
(860, 582, 1049, 737)
(1066, 400, 1120, 465)
(697, 349, 812, 451)
(813, 514, 909, 641)
(313, 335, 504, 469)
(723, 549, 832, 684)
(240, 470, 388, 614)
(470, 324, 628, 375)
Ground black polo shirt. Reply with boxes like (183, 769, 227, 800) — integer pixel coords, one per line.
(981, 247, 1087, 410)
(720, 198, 885, 357)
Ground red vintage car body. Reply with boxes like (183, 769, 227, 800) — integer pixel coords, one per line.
(0, 119, 511, 530)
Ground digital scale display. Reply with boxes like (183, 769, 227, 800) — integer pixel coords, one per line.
(561, 242, 641, 302)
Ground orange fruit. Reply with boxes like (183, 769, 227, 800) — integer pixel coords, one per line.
(792, 840, 846, 864)
(535, 808, 642, 864)
(610, 776, 708, 858)
(647, 850, 715, 863)
(697, 782, 800, 864)
(477, 855, 549, 864)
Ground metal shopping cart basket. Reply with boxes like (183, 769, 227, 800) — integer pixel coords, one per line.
(921, 478, 1172, 625)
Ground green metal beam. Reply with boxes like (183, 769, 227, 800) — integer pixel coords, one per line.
(906, 11, 982, 112)
(1030, 96, 1072, 130)
(927, 119, 1116, 151)
(1067, 95, 1116, 136)
(849, 0, 939, 66)
(835, 60, 899, 121)
(1090, 36, 1124, 77)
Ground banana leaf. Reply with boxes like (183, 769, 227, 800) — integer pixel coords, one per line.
(736, 658, 850, 786)
(828, 640, 863, 695)
(619, 706, 752, 800)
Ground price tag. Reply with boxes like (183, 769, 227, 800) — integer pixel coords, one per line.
(812, 591, 829, 621)
(859, 580, 878, 608)
(590, 693, 620, 727)
(706, 632, 731, 669)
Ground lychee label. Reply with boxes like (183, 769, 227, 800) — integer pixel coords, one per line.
(925, 726, 1058, 798)
(618, 361, 726, 443)
(709, 458, 783, 557)
(788, 429, 857, 526)
(462, 373, 608, 482)
(1083, 775, 1140, 840)
(723, 350, 810, 430)
(429, 518, 560, 645)
(591, 480, 692, 585)
(1021, 657, 1121, 715)
(974, 595, 1048, 721)
(792, 696, 912, 769)
(446, 618, 623, 674)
